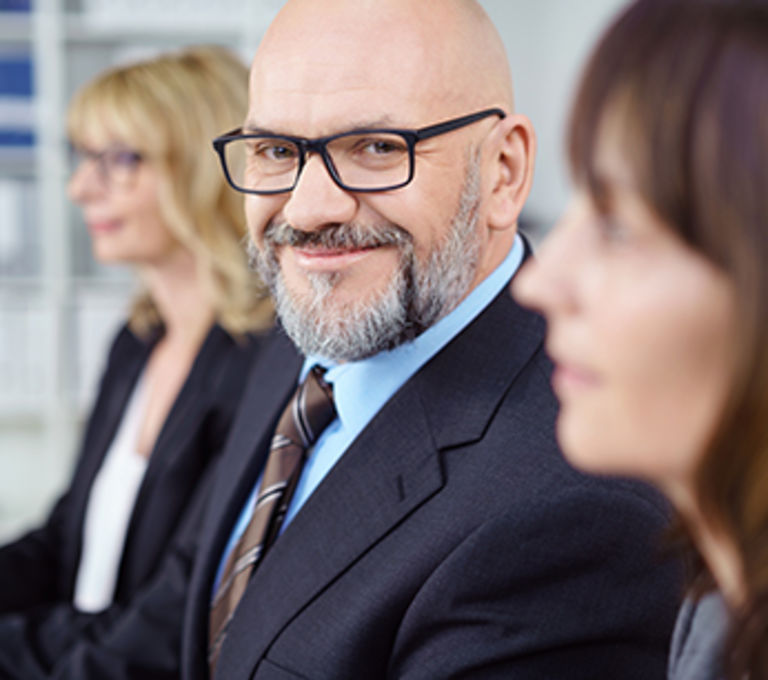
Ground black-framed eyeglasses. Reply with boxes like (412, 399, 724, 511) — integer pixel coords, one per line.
(70, 145, 144, 188)
(212, 107, 506, 195)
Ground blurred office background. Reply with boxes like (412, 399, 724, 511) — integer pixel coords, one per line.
(0, 0, 627, 542)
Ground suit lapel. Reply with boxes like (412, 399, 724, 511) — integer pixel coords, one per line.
(73, 328, 151, 501)
(117, 325, 231, 592)
(419, 281, 548, 449)
(185, 329, 302, 671)
(200, 330, 302, 582)
(218, 380, 441, 675)
(65, 326, 154, 590)
(125, 325, 230, 519)
(218, 286, 547, 673)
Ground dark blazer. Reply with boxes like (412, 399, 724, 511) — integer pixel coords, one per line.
(0, 322, 261, 623)
(176, 285, 682, 679)
(0, 284, 681, 679)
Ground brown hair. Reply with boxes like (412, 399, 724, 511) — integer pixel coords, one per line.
(568, 1, 768, 677)
(68, 46, 273, 337)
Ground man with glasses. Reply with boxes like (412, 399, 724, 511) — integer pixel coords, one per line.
(177, 1, 680, 678)
(5, 1, 679, 678)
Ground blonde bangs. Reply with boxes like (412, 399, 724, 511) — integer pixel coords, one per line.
(68, 68, 169, 158)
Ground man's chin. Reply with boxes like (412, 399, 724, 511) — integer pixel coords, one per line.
(283, 276, 387, 314)
(274, 277, 410, 362)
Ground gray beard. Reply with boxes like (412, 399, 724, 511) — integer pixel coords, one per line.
(248, 157, 482, 362)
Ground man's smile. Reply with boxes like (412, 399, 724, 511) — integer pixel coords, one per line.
(289, 243, 390, 272)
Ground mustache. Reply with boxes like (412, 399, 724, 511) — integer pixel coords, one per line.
(263, 219, 412, 250)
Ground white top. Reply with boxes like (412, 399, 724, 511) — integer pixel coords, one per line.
(73, 373, 150, 613)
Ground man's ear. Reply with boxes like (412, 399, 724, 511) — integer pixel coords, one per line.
(485, 114, 536, 231)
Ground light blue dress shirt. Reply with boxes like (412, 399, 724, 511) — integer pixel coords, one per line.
(214, 234, 525, 591)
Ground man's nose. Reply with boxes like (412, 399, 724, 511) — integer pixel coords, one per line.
(281, 153, 357, 232)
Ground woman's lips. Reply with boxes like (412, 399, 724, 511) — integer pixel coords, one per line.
(87, 220, 122, 234)
(551, 361, 601, 395)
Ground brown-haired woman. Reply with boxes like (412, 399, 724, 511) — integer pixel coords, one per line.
(513, 1, 768, 678)
(0, 46, 272, 674)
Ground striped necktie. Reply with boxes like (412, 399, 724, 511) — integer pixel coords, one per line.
(208, 365, 336, 675)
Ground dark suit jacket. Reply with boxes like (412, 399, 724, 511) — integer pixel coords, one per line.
(0, 283, 681, 679)
(177, 285, 682, 679)
(0, 323, 262, 668)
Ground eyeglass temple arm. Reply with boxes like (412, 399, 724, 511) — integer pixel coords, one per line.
(414, 108, 506, 142)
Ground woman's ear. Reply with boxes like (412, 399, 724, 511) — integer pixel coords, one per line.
(485, 114, 536, 231)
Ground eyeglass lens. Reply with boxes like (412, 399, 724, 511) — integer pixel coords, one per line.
(71, 147, 143, 187)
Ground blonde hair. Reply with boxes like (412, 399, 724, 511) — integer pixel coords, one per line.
(67, 45, 273, 337)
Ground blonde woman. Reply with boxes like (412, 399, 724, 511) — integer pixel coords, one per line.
(0, 45, 272, 660)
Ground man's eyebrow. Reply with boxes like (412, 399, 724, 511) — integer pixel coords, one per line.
(241, 116, 402, 137)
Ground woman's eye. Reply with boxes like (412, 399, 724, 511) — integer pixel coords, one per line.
(110, 150, 141, 167)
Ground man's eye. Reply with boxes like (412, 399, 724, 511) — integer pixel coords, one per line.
(358, 137, 408, 156)
(364, 139, 401, 155)
(255, 142, 297, 162)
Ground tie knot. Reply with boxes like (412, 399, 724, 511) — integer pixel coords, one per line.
(309, 365, 334, 402)
(278, 365, 336, 449)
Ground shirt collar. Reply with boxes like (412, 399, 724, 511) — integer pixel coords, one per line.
(301, 233, 525, 434)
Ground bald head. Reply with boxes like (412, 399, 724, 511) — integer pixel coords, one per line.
(251, 0, 514, 131)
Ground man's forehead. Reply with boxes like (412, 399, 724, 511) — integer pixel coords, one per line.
(248, 50, 442, 136)
(252, 26, 436, 94)
(259, 0, 439, 55)
(248, 0, 513, 133)
(241, 113, 401, 136)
